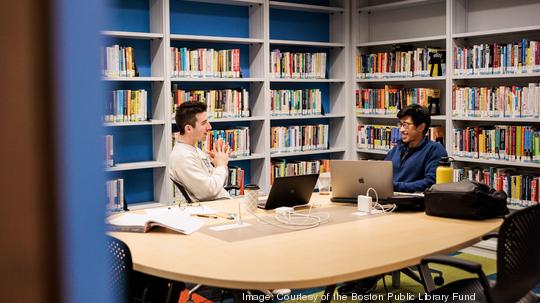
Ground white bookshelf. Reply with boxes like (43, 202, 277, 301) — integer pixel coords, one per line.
(270, 148, 346, 158)
(270, 78, 346, 83)
(356, 114, 447, 121)
(270, 39, 345, 48)
(208, 116, 265, 123)
(452, 117, 540, 123)
(102, 77, 165, 82)
(170, 34, 264, 44)
(171, 77, 265, 82)
(356, 35, 446, 47)
(106, 161, 167, 172)
(270, 113, 346, 120)
(104, 120, 166, 127)
(356, 76, 446, 83)
(357, 0, 444, 13)
(452, 157, 540, 169)
(269, 1, 344, 13)
(453, 73, 540, 80)
(101, 31, 164, 39)
(356, 148, 388, 155)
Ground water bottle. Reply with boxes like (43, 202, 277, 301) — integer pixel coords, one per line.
(436, 157, 453, 184)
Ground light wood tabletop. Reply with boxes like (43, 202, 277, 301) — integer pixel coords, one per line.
(109, 194, 502, 290)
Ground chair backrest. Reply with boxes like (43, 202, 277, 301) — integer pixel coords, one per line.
(171, 178, 193, 204)
(107, 236, 133, 303)
(490, 204, 540, 303)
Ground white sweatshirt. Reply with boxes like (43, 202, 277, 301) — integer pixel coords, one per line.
(169, 142, 230, 202)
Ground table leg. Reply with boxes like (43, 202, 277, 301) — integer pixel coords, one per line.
(417, 264, 436, 292)
(320, 284, 336, 303)
(166, 281, 184, 303)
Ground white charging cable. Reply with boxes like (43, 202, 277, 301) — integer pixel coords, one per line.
(245, 202, 330, 230)
(366, 187, 396, 213)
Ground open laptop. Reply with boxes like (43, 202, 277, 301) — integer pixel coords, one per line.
(330, 160, 394, 203)
(258, 174, 319, 210)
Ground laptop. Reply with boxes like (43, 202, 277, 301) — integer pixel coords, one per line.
(330, 160, 394, 203)
(258, 174, 319, 210)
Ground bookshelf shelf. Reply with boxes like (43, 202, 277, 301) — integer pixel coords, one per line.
(269, 1, 344, 13)
(452, 73, 540, 80)
(106, 161, 167, 172)
(171, 77, 265, 82)
(356, 114, 447, 121)
(101, 31, 164, 39)
(171, 34, 264, 44)
(356, 149, 388, 155)
(104, 120, 166, 127)
(453, 25, 540, 39)
(270, 78, 346, 83)
(102, 77, 164, 82)
(357, 0, 444, 13)
(208, 116, 265, 123)
(356, 35, 446, 48)
(270, 148, 346, 158)
(270, 39, 345, 48)
(230, 153, 265, 161)
(356, 76, 446, 83)
(184, 0, 263, 6)
(452, 117, 540, 123)
(452, 157, 540, 169)
(270, 114, 345, 121)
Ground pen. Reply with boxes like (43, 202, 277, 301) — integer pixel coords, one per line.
(192, 214, 219, 219)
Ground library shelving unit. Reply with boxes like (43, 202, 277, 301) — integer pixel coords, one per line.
(352, 0, 450, 159)
(450, 0, 540, 222)
(102, 0, 350, 206)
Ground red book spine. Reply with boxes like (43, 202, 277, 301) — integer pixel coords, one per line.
(532, 178, 538, 204)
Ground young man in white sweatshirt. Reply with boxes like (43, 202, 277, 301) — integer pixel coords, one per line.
(169, 101, 231, 202)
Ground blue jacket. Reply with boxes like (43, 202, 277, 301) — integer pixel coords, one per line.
(384, 137, 448, 193)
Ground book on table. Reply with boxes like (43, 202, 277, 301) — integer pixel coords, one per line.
(107, 210, 203, 235)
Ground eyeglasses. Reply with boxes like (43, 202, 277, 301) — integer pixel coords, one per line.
(397, 121, 415, 129)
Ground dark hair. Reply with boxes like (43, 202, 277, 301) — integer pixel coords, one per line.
(397, 104, 431, 135)
(175, 102, 207, 135)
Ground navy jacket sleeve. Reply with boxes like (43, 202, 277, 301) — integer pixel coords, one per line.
(393, 144, 448, 192)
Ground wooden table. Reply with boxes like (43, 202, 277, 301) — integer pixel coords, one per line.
(110, 194, 501, 290)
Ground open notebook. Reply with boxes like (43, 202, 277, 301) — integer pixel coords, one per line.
(107, 210, 203, 235)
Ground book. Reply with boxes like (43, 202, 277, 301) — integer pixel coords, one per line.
(107, 211, 203, 235)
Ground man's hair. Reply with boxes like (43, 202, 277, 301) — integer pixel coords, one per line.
(397, 104, 431, 135)
(175, 102, 207, 135)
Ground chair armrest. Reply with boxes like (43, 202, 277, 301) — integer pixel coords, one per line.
(421, 255, 482, 275)
(482, 232, 499, 241)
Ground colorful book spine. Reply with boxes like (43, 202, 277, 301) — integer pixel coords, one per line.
(270, 50, 327, 79)
(170, 47, 241, 78)
(453, 126, 540, 163)
(270, 159, 328, 184)
(102, 45, 137, 77)
(226, 166, 245, 197)
(454, 40, 540, 75)
(270, 89, 322, 116)
(106, 178, 124, 212)
(171, 86, 250, 118)
(270, 124, 329, 153)
(452, 84, 540, 118)
(105, 135, 114, 167)
(195, 128, 250, 157)
(105, 89, 148, 122)
(356, 86, 440, 114)
(357, 124, 444, 150)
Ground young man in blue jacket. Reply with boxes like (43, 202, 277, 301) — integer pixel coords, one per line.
(338, 104, 447, 296)
(384, 104, 447, 192)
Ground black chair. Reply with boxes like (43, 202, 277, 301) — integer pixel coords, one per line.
(171, 178, 193, 204)
(107, 236, 183, 303)
(408, 204, 540, 303)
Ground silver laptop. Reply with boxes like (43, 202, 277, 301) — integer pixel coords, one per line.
(330, 160, 393, 202)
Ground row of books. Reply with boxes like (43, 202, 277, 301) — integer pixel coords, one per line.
(270, 89, 322, 116)
(270, 159, 329, 184)
(355, 86, 440, 115)
(452, 84, 540, 118)
(171, 85, 250, 118)
(105, 135, 114, 167)
(106, 178, 125, 212)
(453, 40, 540, 75)
(170, 47, 241, 78)
(101, 45, 138, 78)
(270, 50, 327, 79)
(196, 128, 251, 157)
(270, 124, 329, 153)
(105, 89, 148, 123)
(226, 166, 245, 197)
(453, 167, 539, 207)
(356, 124, 445, 150)
(452, 126, 540, 163)
(355, 47, 446, 79)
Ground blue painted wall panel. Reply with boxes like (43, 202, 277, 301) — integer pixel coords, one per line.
(270, 9, 329, 42)
(108, 169, 155, 204)
(104, 0, 150, 32)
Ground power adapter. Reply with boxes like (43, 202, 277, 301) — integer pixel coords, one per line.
(357, 195, 373, 213)
(275, 206, 294, 216)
